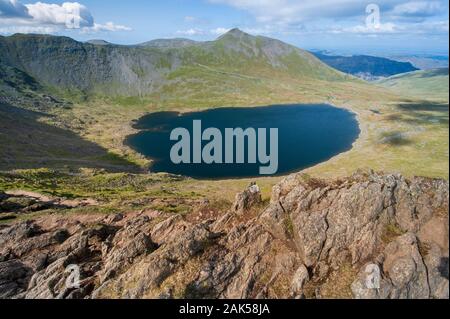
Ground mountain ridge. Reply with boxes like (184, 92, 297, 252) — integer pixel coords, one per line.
(0, 29, 350, 98)
(313, 51, 419, 80)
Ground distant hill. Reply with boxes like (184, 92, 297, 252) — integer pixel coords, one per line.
(138, 38, 199, 49)
(312, 51, 419, 81)
(0, 29, 350, 98)
(388, 55, 449, 70)
(86, 39, 112, 46)
(377, 68, 449, 102)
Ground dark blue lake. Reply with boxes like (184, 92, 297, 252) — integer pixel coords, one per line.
(126, 104, 360, 179)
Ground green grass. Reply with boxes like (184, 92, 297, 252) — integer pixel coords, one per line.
(0, 34, 448, 221)
(378, 68, 449, 102)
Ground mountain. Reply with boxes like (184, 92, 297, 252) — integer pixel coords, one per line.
(0, 29, 350, 98)
(0, 29, 362, 170)
(312, 51, 419, 80)
(378, 68, 449, 102)
(138, 38, 199, 48)
(86, 39, 113, 46)
(388, 55, 449, 70)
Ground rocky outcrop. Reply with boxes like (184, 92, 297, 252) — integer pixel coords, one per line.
(0, 260, 32, 298)
(0, 190, 98, 222)
(0, 171, 448, 299)
(232, 183, 262, 215)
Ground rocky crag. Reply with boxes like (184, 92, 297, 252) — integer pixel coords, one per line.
(0, 170, 448, 299)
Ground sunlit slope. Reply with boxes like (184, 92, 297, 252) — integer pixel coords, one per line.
(378, 68, 449, 102)
(0, 29, 352, 99)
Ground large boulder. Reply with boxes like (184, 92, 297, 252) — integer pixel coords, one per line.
(351, 230, 449, 299)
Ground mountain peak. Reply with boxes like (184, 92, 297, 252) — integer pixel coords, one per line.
(218, 28, 250, 40)
(227, 28, 245, 35)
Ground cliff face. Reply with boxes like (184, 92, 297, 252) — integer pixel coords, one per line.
(0, 171, 448, 299)
(0, 34, 172, 95)
(0, 29, 347, 97)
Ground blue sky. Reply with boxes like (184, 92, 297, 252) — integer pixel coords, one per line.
(1, 0, 448, 55)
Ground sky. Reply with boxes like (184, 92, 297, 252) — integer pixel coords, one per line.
(0, 0, 449, 55)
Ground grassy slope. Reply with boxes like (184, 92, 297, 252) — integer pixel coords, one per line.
(377, 68, 449, 102)
(61, 67, 448, 181)
(0, 33, 448, 218)
(5, 74, 443, 218)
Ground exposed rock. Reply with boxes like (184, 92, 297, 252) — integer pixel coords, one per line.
(421, 244, 449, 299)
(291, 265, 310, 297)
(352, 233, 434, 299)
(0, 190, 98, 216)
(351, 263, 393, 299)
(0, 171, 447, 299)
(262, 172, 448, 272)
(0, 221, 42, 247)
(99, 216, 156, 283)
(232, 182, 262, 214)
(93, 223, 219, 298)
(151, 215, 185, 245)
(0, 260, 32, 298)
(103, 213, 125, 224)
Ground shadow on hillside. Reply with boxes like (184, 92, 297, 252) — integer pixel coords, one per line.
(397, 101, 449, 112)
(0, 103, 140, 172)
(416, 68, 449, 78)
(388, 100, 449, 127)
(379, 131, 414, 146)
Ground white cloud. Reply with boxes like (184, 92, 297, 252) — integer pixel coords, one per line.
(392, 1, 444, 17)
(209, 0, 449, 37)
(339, 23, 398, 34)
(175, 27, 236, 37)
(184, 16, 196, 22)
(0, 0, 130, 34)
(84, 22, 132, 33)
(25, 2, 93, 28)
(329, 20, 448, 35)
(176, 28, 205, 36)
(210, 27, 230, 35)
(0, 25, 57, 34)
(209, 0, 382, 23)
(210, 0, 447, 22)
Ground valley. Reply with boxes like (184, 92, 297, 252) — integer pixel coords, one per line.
(0, 28, 448, 300)
(1, 29, 448, 208)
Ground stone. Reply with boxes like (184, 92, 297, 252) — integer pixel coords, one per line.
(0, 259, 32, 298)
(291, 265, 310, 296)
(352, 233, 433, 299)
(0, 171, 447, 299)
(232, 182, 262, 214)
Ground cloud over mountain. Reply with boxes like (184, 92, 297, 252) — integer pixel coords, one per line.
(208, 0, 448, 35)
(0, 0, 130, 34)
